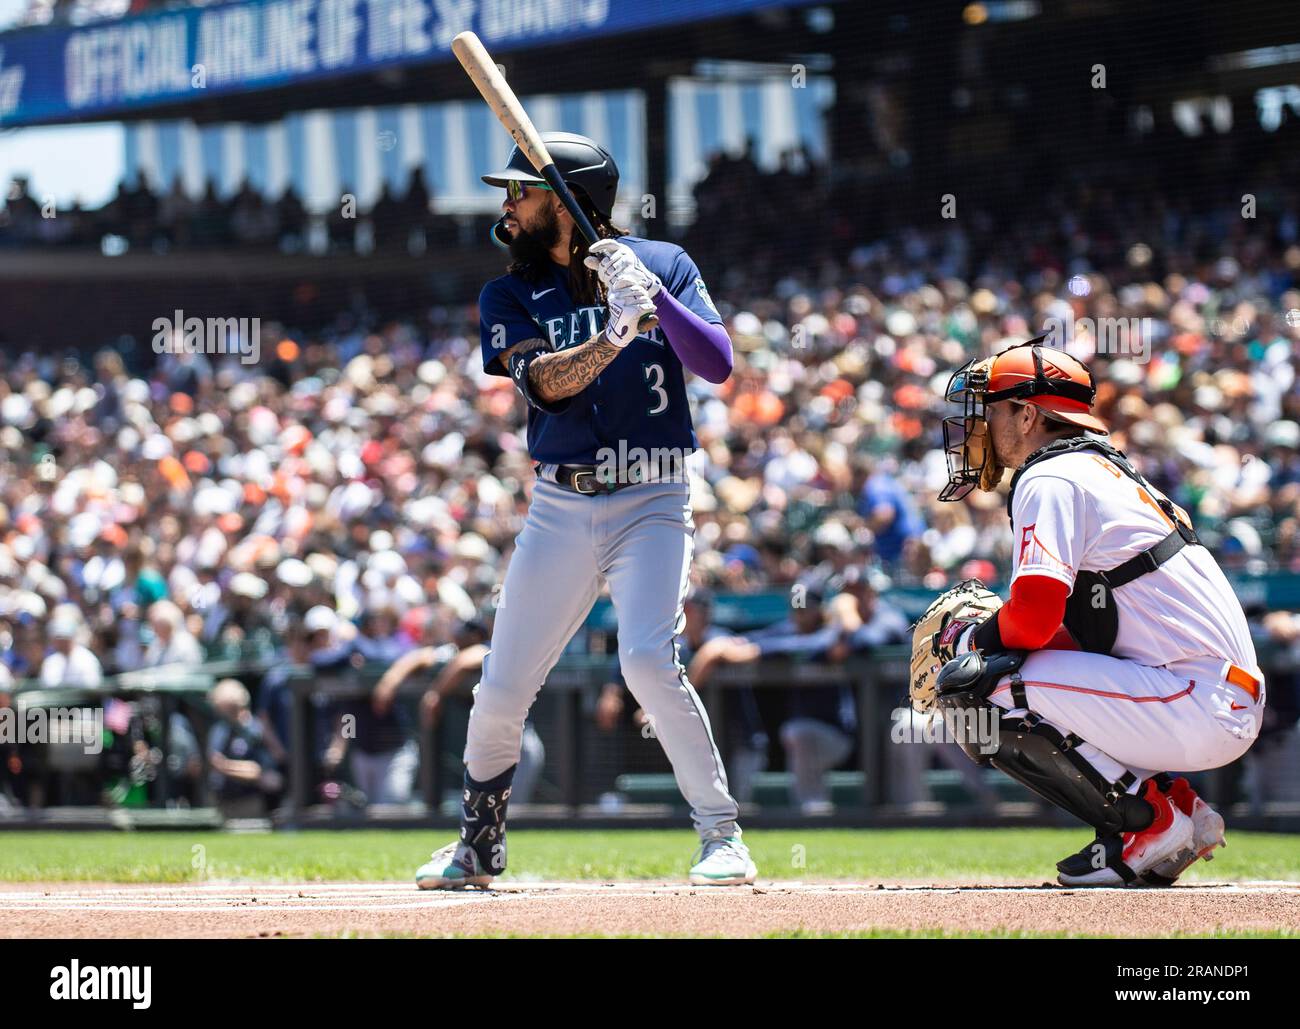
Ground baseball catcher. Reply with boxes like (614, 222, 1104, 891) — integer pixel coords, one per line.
(914, 337, 1264, 886)
(415, 133, 755, 890)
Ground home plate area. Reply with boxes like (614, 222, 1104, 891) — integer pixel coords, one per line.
(2, 881, 1298, 938)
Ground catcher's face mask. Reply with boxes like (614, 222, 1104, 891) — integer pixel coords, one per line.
(939, 356, 1005, 501)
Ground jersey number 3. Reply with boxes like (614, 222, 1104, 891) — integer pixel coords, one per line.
(643, 363, 669, 416)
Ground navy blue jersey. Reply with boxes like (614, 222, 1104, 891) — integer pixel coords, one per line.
(478, 236, 723, 465)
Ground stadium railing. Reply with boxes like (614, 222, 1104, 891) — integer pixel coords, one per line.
(5, 644, 1297, 829)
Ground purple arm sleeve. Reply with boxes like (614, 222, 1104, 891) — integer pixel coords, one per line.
(652, 287, 733, 384)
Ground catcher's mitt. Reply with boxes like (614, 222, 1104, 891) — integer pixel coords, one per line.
(909, 579, 1003, 713)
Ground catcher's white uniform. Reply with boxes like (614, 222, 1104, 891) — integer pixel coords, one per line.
(990, 451, 1264, 786)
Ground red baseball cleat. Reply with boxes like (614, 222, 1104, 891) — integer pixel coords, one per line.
(1057, 778, 1194, 887)
(1138, 777, 1226, 886)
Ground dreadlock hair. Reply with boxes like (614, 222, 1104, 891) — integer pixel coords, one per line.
(508, 190, 629, 306)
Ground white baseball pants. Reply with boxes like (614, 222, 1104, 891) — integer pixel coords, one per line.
(989, 650, 1265, 789)
(464, 479, 740, 838)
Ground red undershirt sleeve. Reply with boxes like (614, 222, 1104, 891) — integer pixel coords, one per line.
(993, 574, 1074, 651)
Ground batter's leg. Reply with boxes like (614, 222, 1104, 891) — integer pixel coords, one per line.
(419, 485, 602, 889)
(598, 482, 741, 839)
(464, 482, 602, 781)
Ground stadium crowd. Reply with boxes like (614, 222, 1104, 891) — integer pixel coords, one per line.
(2, 151, 1300, 816)
(0, 170, 454, 254)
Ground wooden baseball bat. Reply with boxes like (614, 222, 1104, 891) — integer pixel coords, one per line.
(451, 31, 658, 333)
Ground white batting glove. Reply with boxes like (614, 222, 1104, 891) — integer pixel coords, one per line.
(604, 278, 657, 348)
(584, 239, 662, 299)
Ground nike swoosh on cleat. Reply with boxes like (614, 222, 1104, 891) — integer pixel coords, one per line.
(1230, 703, 1248, 710)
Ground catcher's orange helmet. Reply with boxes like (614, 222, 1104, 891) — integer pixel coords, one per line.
(984, 340, 1108, 434)
(939, 336, 1107, 501)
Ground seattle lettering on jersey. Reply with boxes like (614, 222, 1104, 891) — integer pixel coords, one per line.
(478, 235, 720, 465)
(538, 304, 666, 351)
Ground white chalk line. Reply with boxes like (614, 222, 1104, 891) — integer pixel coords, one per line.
(1, 879, 1297, 915)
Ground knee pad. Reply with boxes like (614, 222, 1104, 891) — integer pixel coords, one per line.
(936, 648, 1027, 706)
(935, 649, 1026, 765)
(459, 764, 516, 874)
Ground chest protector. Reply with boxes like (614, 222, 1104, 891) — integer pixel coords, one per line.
(1005, 437, 1200, 655)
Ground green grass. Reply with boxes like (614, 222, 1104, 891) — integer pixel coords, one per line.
(0, 828, 1297, 884)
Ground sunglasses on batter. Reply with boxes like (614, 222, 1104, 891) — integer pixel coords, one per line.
(505, 179, 553, 201)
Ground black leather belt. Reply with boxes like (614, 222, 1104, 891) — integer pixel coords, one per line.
(544, 461, 685, 496)
(547, 465, 633, 495)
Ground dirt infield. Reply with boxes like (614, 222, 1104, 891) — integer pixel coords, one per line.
(3, 880, 1298, 937)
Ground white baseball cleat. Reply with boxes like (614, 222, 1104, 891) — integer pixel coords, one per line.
(416, 841, 495, 890)
(1138, 777, 1225, 886)
(1056, 778, 1194, 887)
(689, 833, 757, 886)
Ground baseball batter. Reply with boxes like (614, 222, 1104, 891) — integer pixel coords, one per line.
(911, 339, 1264, 886)
(416, 132, 756, 888)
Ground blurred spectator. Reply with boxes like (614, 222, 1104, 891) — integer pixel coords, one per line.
(322, 693, 419, 806)
(604, 585, 771, 804)
(40, 610, 102, 688)
(327, 186, 357, 251)
(158, 175, 195, 249)
(403, 167, 433, 248)
(190, 181, 228, 247)
(255, 611, 357, 797)
(858, 459, 925, 568)
(1, 177, 42, 245)
(256, 619, 310, 758)
(164, 708, 203, 805)
(274, 185, 309, 250)
(826, 566, 909, 654)
(370, 616, 544, 804)
(310, 604, 410, 807)
(124, 171, 159, 249)
(692, 579, 853, 814)
(369, 183, 403, 251)
(207, 678, 284, 818)
(353, 606, 406, 664)
(142, 600, 203, 668)
(201, 572, 276, 653)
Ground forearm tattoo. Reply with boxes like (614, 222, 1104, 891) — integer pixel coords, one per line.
(524, 332, 623, 403)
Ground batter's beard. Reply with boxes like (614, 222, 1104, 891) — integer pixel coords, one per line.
(507, 204, 561, 268)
